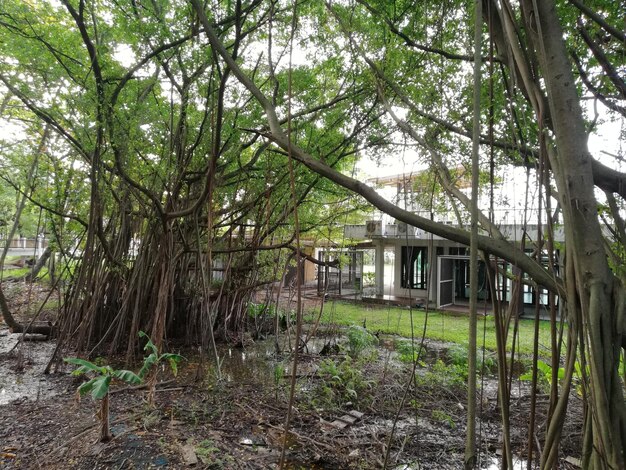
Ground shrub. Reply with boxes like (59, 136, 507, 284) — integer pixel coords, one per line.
(346, 325, 377, 358)
(316, 356, 372, 407)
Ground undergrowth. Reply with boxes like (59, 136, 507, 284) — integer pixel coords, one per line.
(306, 301, 553, 356)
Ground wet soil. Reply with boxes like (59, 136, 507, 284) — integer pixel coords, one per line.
(0, 285, 584, 469)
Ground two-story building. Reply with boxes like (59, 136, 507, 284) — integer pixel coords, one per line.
(325, 173, 564, 317)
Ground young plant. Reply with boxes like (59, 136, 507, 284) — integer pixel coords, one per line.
(273, 362, 285, 400)
(346, 325, 377, 358)
(64, 358, 141, 442)
(137, 331, 184, 405)
(520, 359, 569, 393)
(65, 331, 184, 442)
(316, 356, 373, 407)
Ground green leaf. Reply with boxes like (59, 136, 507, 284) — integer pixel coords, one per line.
(78, 377, 98, 396)
(65, 357, 104, 373)
(139, 331, 158, 355)
(536, 361, 552, 377)
(91, 376, 112, 400)
(138, 353, 157, 379)
(167, 357, 178, 377)
(113, 369, 142, 385)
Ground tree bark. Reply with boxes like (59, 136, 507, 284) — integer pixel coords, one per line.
(526, 1, 626, 468)
(465, 1, 482, 467)
(0, 283, 53, 336)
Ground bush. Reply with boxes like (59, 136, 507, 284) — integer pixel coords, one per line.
(346, 325, 378, 358)
(415, 359, 467, 389)
(316, 356, 372, 407)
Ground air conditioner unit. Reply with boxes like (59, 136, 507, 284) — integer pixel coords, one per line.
(365, 220, 382, 237)
(396, 220, 415, 236)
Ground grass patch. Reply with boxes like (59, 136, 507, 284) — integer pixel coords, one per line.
(305, 301, 555, 356)
(1, 267, 32, 278)
(1, 266, 50, 280)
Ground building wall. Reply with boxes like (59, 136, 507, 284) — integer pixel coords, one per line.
(388, 239, 458, 302)
(303, 246, 316, 283)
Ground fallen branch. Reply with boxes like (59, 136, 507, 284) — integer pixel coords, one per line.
(109, 379, 176, 395)
(236, 401, 336, 453)
(0, 283, 53, 336)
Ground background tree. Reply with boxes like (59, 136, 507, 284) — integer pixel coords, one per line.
(0, 0, 371, 357)
(191, 0, 625, 467)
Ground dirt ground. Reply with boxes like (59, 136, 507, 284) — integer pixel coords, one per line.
(0, 283, 584, 469)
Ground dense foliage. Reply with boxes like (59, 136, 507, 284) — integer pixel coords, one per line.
(0, 0, 624, 468)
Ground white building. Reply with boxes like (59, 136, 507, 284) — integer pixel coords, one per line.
(340, 173, 564, 315)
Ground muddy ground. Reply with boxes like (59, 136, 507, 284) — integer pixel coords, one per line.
(0, 283, 583, 469)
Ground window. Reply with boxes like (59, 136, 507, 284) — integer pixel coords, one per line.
(401, 246, 428, 289)
(521, 249, 559, 307)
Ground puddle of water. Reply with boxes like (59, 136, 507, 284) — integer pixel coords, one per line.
(482, 456, 528, 469)
(0, 329, 61, 405)
(216, 345, 276, 384)
(208, 336, 337, 384)
(206, 332, 463, 388)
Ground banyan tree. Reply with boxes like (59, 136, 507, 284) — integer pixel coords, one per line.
(0, 0, 625, 467)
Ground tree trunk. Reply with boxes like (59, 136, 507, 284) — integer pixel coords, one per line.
(0, 282, 53, 336)
(0, 124, 49, 268)
(465, 1, 482, 467)
(527, 1, 626, 468)
(16, 246, 52, 282)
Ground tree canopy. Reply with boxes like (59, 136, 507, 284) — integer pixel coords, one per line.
(0, 0, 625, 468)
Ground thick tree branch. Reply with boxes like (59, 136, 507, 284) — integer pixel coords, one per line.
(578, 23, 626, 100)
(568, 0, 626, 44)
(191, 0, 563, 297)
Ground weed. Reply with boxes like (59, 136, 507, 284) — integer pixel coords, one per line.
(195, 439, 224, 467)
(409, 399, 422, 410)
(447, 344, 497, 373)
(394, 339, 427, 365)
(520, 359, 580, 394)
(247, 302, 278, 319)
(316, 356, 372, 408)
(346, 325, 378, 358)
(432, 409, 456, 428)
(416, 359, 467, 389)
(274, 362, 285, 385)
(273, 362, 285, 399)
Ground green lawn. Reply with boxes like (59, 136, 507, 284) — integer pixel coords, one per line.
(1, 266, 49, 280)
(305, 301, 559, 356)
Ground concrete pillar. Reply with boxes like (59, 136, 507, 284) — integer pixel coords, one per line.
(428, 247, 437, 303)
(375, 240, 385, 296)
